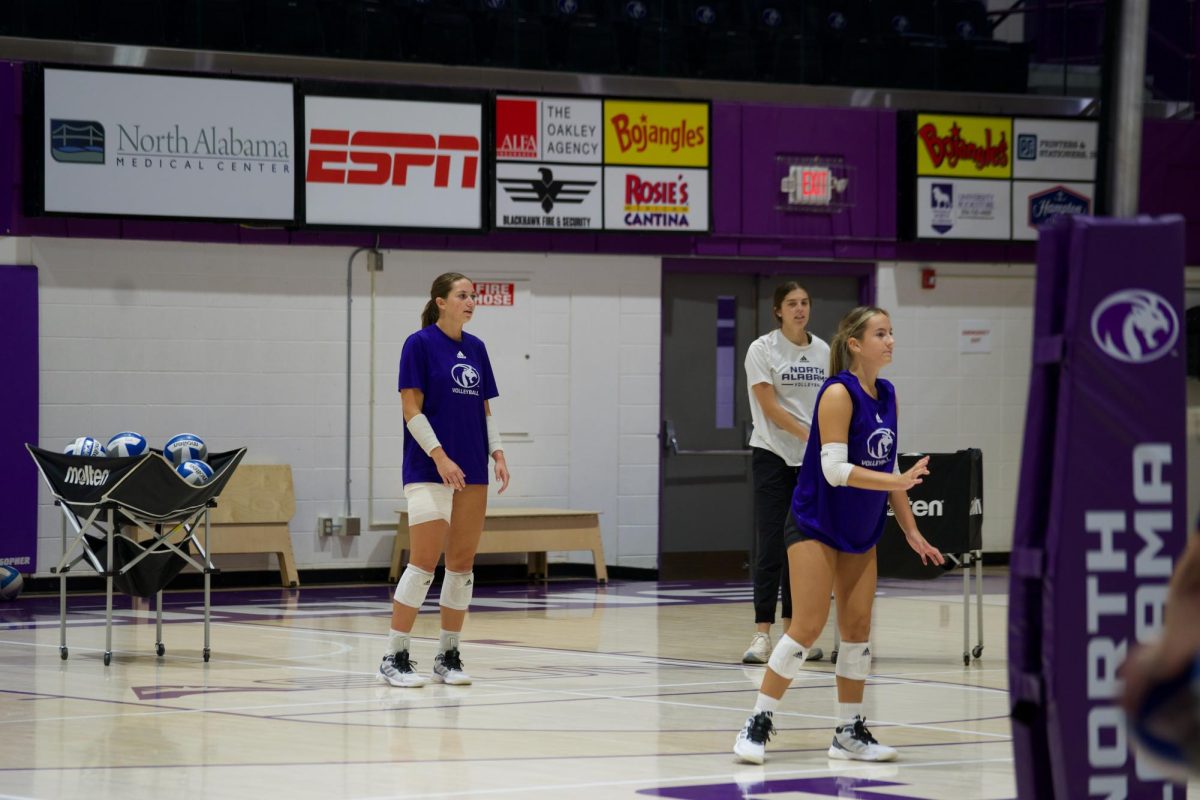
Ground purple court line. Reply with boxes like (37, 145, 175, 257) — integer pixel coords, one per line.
(0, 737, 1013, 773)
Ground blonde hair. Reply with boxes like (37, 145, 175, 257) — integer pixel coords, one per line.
(421, 272, 469, 327)
(828, 306, 890, 375)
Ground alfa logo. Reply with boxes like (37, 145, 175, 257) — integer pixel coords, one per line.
(498, 167, 596, 213)
(1090, 289, 1179, 364)
(50, 119, 105, 164)
(451, 363, 481, 389)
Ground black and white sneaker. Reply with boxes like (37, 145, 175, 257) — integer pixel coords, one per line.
(828, 716, 897, 761)
(733, 711, 775, 764)
(378, 650, 428, 688)
(433, 647, 472, 685)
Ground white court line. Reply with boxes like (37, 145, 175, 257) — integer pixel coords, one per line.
(350, 755, 1018, 800)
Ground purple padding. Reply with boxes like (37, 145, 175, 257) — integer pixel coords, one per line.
(1009, 215, 1187, 798)
(0, 265, 37, 572)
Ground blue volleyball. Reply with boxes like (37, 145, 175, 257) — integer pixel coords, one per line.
(64, 436, 107, 457)
(164, 433, 207, 467)
(106, 431, 148, 458)
(175, 459, 214, 486)
(0, 566, 23, 600)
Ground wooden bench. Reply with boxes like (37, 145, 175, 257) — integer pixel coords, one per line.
(206, 464, 300, 588)
(390, 507, 607, 584)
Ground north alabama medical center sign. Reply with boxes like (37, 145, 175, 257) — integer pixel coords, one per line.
(494, 96, 709, 232)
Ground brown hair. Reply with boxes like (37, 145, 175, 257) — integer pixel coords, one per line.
(421, 272, 470, 328)
(772, 281, 809, 326)
(829, 305, 890, 376)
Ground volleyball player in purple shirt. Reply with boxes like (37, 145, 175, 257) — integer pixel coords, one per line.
(734, 306, 944, 764)
(379, 272, 510, 689)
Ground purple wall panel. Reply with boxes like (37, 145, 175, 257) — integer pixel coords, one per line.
(710, 102, 742, 237)
(0, 265, 38, 573)
(1140, 119, 1200, 258)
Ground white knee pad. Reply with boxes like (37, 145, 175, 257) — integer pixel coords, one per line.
(835, 641, 872, 681)
(404, 482, 453, 526)
(393, 565, 434, 608)
(439, 569, 474, 611)
(766, 633, 809, 680)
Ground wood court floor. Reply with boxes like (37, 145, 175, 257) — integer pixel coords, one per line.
(0, 573, 1193, 799)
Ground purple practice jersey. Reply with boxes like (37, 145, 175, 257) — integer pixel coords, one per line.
(398, 325, 498, 486)
(791, 371, 898, 553)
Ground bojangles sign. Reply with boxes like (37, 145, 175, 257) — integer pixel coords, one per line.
(916, 114, 1013, 179)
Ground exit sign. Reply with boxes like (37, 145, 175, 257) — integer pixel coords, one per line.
(778, 160, 851, 211)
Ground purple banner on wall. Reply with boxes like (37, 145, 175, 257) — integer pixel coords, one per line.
(1008, 216, 1186, 798)
(0, 265, 37, 573)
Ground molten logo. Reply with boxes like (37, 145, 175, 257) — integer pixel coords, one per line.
(307, 130, 479, 188)
(1090, 289, 1179, 364)
(65, 465, 110, 486)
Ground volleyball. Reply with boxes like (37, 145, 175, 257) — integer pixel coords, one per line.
(106, 431, 148, 458)
(0, 566, 23, 600)
(175, 459, 214, 486)
(64, 436, 107, 457)
(164, 433, 207, 467)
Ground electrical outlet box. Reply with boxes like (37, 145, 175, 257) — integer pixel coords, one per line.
(340, 515, 361, 536)
(317, 515, 334, 536)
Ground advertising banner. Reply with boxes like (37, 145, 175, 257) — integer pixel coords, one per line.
(915, 114, 1012, 178)
(304, 95, 483, 230)
(1013, 118, 1098, 181)
(496, 96, 602, 163)
(915, 177, 1011, 239)
(40, 68, 295, 221)
(603, 166, 709, 231)
(603, 100, 709, 167)
(1011, 181, 1094, 241)
(496, 162, 603, 230)
(1009, 215, 1187, 799)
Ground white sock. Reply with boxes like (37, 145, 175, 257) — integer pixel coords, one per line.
(439, 629, 461, 654)
(755, 693, 780, 714)
(838, 702, 864, 726)
(388, 629, 410, 655)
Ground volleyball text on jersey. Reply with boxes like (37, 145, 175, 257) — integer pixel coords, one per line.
(307, 130, 480, 188)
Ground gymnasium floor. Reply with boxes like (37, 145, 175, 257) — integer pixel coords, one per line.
(0, 575, 1191, 799)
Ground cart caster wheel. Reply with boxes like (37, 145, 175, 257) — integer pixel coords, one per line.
(831, 649, 838, 665)
(103, 652, 112, 666)
(203, 649, 210, 663)
(60, 647, 68, 660)
(156, 643, 165, 657)
(963, 653, 970, 666)
(972, 645, 984, 659)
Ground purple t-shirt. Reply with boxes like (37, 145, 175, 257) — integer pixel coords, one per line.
(398, 325, 498, 486)
(791, 371, 898, 553)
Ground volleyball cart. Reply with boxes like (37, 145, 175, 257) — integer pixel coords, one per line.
(27, 444, 246, 666)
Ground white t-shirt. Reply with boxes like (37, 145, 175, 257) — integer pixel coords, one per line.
(745, 329, 831, 466)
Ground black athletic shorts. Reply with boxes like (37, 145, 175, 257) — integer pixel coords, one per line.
(783, 509, 815, 548)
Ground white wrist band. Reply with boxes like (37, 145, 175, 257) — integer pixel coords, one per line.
(820, 443, 854, 487)
(407, 413, 442, 456)
(486, 414, 503, 455)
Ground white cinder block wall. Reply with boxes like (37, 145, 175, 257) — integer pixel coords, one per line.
(877, 261, 1036, 552)
(31, 237, 660, 576)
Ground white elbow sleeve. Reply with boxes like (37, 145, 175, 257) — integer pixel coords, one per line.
(486, 414, 503, 455)
(820, 443, 854, 487)
(406, 413, 442, 456)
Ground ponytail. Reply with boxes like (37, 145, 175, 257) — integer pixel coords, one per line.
(828, 306, 889, 376)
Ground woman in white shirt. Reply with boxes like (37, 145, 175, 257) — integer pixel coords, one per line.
(742, 282, 831, 664)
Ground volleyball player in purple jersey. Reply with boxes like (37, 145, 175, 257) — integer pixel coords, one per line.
(379, 272, 510, 688)
(734, 306, 943, 764)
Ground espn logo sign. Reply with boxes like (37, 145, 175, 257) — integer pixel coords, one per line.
(307, 130, 480, 188)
